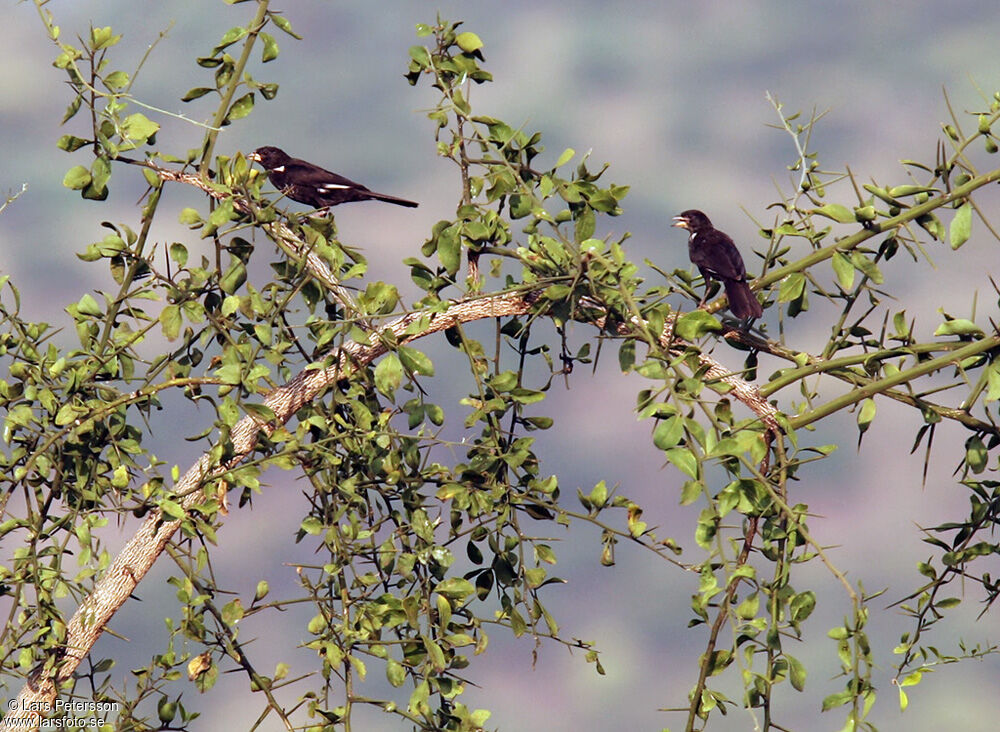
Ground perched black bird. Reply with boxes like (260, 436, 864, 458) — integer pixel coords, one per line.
(248, 146, 418, 209)
(672, 210, 763, 320)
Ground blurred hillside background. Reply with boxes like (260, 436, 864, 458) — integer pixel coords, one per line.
(2, 1, 999, 730)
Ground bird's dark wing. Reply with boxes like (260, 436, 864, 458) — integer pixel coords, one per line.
(264, 157, 418, 208)
(287, 161, 367, 190)
(690, 230, 747, 282)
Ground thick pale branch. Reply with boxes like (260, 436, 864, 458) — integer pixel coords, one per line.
(8, 157, 783, 727)
(6, 292, 536, 728)
(9, 283, 782, 727)
(587, 305, 781, 433)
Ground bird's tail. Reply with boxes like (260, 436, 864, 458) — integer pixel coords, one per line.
(723, 278, 763, 319)
(367, 191, 419, 208)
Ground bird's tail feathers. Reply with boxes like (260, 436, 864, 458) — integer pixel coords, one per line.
(367, 191, 419, 208)
(723, 279, 763, 320)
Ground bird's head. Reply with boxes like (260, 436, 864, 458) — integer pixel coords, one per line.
(672, 209, 712, 233)
(248, 146, 291, 170)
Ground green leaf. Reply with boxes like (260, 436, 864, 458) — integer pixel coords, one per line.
(574, 207, 595, 241)
(220, 260, 246, 294)
(208, 199, 236, 232)
(899, 670, 923, 688)
(269, 14, 301, 39)
(949, 201, 972, 249)
(90, 26, 121, 51)
(214, 26, 248, 53)
(850, 252, 883, 284)
(57, 135, 90, 152)
(463, 220, 490, 241)
(408, 45, 431, 68)
(509, 194, 531, 219)
(863, 184, 900, 205)
(831, 252, 855, 290)
(62, 165, 91, 190)
(300, 517, 323, 536)
(652, 416, 684, 450)
(674, 310, 722, 340)
(386, 658, 406, 688)
(821, 690, 853, 711)
(181, 87, 215, 102)
(221, 599, 244, 625)
(778, 272, 806, 303)
(790, 591, 816, 623)
(680, 480, 702, 506)
(434, 577, 474, 600)
(54, 403, 87, 427)
(226, 92, 255, 122)
(375, 352, 403, 398)
(857, 397, 876, 434)
(854, 205, 876, 223)
(398, 346, 434, 376)
(179, 207, 203, 226)
(243, 403, 276, 423)
(222, 295, 240, 317)
(470, 709, 492, 727)
(76, 293, 102, 317)
(260, 32, 279, 62)
(159, 304, 182, 340)
(588, 480, 608, 507)
(917, 212, 945, 241)
(510, 387, 545, 404)
(159, 499, 186, 521)
(618, 340, 635, 372)
(83, 157, 111, 200)
(104, 71, 130, 91)
(787, 654, 807, 691)
(888, 184, 938, 198)
(544, 284, 572, 300)
(170, 242, 189, 266)
(934, 318, 983, 337)
(437, 223, 461, 275)
(736, 592, 759, 619)
(555, 147, 575, 168)
(985, 362, 1000, 402)
(121, 113, 160, 144)
(455, 32, 484, 53)
(665, 447, 699, 479)
(408, 680, 431, 716)
(813, 203, 855, 223)
(966, 435, 988, 473)
(489, 371, 518, 392)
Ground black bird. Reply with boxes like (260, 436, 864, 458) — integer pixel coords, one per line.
(248, 146, 418, 209)
(672, 210, 763, 320)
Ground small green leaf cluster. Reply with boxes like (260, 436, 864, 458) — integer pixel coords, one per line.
(406, 18, 632, 333)
(38, 16, 159, 200)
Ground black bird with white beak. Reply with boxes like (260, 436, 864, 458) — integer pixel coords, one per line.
(672, 209, 763, 320)
(248, 146, 418, 209)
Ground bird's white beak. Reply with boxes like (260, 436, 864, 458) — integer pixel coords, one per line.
(247, 152, 261, 163)
(671, 216, 688, 229)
